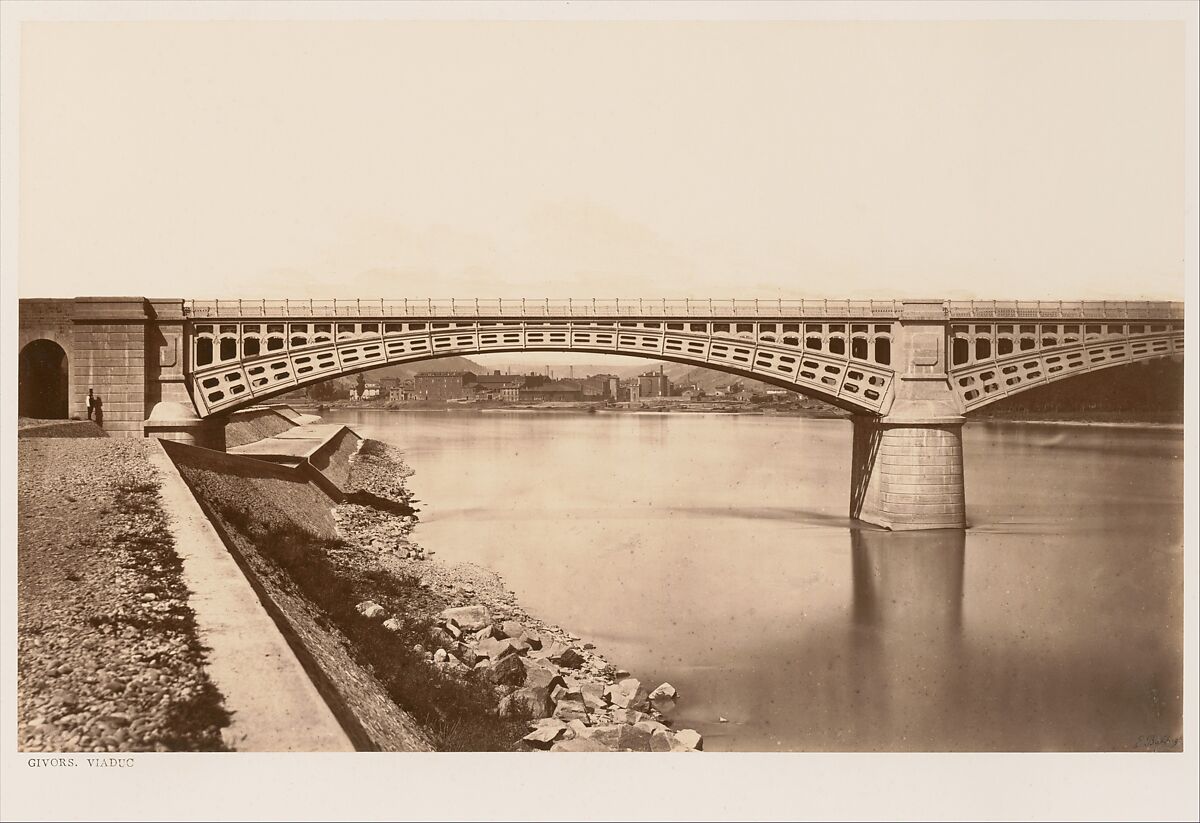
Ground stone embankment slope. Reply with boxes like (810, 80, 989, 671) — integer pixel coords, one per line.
(17, 436, 228, 752)
(167, 442, 434, 751)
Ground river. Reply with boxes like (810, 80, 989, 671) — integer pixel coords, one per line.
(325, 409, 1184, 752)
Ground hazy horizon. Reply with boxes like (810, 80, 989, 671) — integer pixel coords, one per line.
(19, 21, 1185, 302)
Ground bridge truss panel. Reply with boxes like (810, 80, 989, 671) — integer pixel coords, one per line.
(947, 320, 1184, 412)
(186, 317, 900, 417)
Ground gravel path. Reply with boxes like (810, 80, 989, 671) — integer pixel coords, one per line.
(18, 437, 229, 752)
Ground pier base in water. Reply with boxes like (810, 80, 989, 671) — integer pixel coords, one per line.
(850, 414, 966, 531)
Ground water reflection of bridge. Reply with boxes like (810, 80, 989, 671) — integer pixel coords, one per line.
(768, 527, 1180, 751)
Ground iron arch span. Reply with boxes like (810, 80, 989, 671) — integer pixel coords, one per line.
(18, 339, 69, 420)
(185, 313, 1183, 421)
(187, 319, 900, 418)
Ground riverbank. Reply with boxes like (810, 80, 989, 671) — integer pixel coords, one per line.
(297, 401, 847, 419)
(324, 439, 705, 750)
(17, 435, 229, 752)
(295, 401, 1182, 425)
(330, 441, 700, 751)
(170, 433, 702, 751)
(971, 410, 1183, 428)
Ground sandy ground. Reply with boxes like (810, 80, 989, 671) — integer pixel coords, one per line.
(17, 436, 229, 752)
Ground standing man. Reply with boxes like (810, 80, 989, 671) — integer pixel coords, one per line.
(85, 388, 95, 420)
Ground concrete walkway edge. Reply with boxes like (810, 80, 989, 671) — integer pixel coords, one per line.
(144, 441, 355, 752)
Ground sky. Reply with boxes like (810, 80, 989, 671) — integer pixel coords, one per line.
(18, 20, 1187, 302)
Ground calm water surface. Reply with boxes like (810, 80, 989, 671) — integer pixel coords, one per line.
(327, 409, 1184, 752)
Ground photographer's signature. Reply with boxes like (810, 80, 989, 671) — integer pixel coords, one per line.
(1135, 734, 1183, 752)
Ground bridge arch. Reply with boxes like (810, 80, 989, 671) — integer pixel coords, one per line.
(19, 339, 69, 420)
(948, 320, 1184, 414)
(187, 319, 900, 418)
(196, 344, 887, 418)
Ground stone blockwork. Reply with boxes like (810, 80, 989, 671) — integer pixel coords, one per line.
(851, 417, 966, 530)
(71, 299, 150, 437)
(20, 297, 199, 439)
(18, 299, 74, 354)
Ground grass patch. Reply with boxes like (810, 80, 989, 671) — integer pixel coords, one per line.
(215, 503, 527, 751)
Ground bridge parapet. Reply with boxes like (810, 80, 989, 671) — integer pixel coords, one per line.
(184, 297, 1184, 321)
(185, 297, 908, 319)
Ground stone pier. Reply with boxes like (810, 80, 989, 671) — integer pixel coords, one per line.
(850, 300, 967, 530)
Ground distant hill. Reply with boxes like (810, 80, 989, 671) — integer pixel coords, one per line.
(282, 354, 842, 407)
(362, 356, 490, 382)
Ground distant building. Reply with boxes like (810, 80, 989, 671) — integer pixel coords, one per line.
(638, 367, 672, 398)
(518, 381, 584, 402)
(472, 370, 522, 400)
(415, 371, 476, 401)
(580, 373, 619, 399)
(361, 382, 382, 400)
(388, 379, 416, 402)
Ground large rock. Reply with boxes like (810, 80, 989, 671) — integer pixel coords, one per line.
(649, 729, 674, 752)
(550, 737, 611, 752)
(552, 694, 589, 722)
(573, 722, 649, 750)
(382, 618, 403, 632)
(532, 639, 569, 661)
(606, 678, 650, 711)
(522, 724, 565, 749)
(648, 682, 677, 700)
(488, 653, 526, 686)
(551, 647, 586, 669)
(617, 722, 653, 752)
(498, 620, 526, 639)
(521, 659, 565, 692)
(500, 688, 554, 719)
(476, 636, 523, 661)
(565, 719, 589, 739)
(610, 708, 649, 725)
(673, 729, 703, 751)
(355, 601, 385, 619)
(440, 605, 492, 631)
(580, 682, 606, 711)
(635, 718, 669, 733)
(577, 724, 625, 748)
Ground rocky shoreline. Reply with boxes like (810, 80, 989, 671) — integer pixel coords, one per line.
(332, 439, 703, 752)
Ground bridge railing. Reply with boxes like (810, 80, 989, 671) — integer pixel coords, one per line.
(946, 300, 1184, 320)
(183, 298, 1182, 320)
(184, 297, 909, 318)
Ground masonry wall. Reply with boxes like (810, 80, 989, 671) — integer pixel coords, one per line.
(851, 418, 966, 530)
(71, 321, 147, 437)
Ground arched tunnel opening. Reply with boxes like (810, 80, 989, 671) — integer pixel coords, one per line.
(18, 339, 69, 420)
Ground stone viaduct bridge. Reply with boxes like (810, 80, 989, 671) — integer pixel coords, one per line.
(18, 296, 1184, 530)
